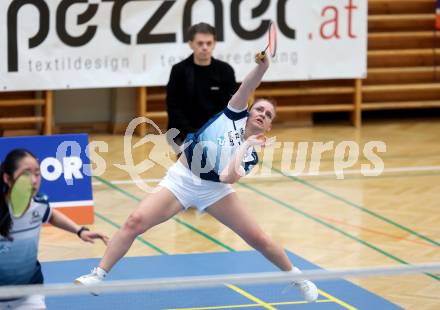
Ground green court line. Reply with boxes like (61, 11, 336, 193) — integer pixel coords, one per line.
(94, 203, 275, 309)
(94, 212, 168, 255)
(93, 178, 355, 308)
(95, 176, 440, 281)
(269, 166, 440, 247)
(317, 171, 440, 181)
(289, 171, 440, 182)
(244, 171, 440, 185)
(94, 176, 235, 252)
(268, 151, 440, 164)
(95, 175, 439, 282)
(94, 176, 142, 202)
(173, 217, 236, 252)
(237, 182, 440, 282)
(263, 149, 440, 168)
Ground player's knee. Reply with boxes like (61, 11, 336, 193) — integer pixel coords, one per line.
(124, 212, 145, 235)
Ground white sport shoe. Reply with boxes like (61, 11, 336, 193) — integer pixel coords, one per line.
(289, 267, 319, 302)
(74, 267, 107, 287)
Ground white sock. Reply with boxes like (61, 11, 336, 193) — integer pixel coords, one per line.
(289, 267, 305, 283)
(290, 267, 302, 274)
(95, 267, 107, 278)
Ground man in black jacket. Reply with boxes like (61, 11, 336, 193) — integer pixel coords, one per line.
(166, 22, 237, 148)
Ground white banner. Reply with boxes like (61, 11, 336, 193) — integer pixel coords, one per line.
(0, 0, 367, 91)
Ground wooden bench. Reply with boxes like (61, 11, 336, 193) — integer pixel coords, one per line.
(369, 31, 439, 50)
(368, 0, 435, 15)
(136, 79, 363, 136)
(368, 49, 440, 67)
(364, 0, 440, 113)
(0, 91, 52, 136)
(369, 14, 435, 31)
(366, 67, 440, 84)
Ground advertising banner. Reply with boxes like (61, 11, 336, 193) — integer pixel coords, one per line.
(0, 0, 367, 91)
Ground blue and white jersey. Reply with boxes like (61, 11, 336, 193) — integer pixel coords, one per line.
(0, 193, 52, 286)
(184, 105, 258, 182)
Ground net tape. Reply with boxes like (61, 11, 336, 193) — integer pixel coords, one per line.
(0, 262, 439, 299)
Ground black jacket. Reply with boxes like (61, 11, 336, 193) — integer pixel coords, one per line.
(166, 54, 237, 143)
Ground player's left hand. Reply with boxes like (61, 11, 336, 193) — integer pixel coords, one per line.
(80, 230, 109, 245)
(245, 134, 265, 147)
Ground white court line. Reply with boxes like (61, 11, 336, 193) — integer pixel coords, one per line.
(92, 178, 162, 185)
(91, 165, 440, 186)
(50, 200, 94, 208)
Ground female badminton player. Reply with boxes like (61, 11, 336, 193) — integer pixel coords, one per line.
(75, 54, 318, 302)
(0, 149, 109, 310)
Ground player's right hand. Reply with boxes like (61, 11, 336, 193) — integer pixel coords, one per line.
(255, 53, 269, 65)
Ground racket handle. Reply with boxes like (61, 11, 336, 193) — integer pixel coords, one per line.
(258, 51, 266, 60)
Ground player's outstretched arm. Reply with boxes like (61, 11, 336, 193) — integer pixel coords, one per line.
(49, 209, 109, 244)
(227, 54, 269, 111)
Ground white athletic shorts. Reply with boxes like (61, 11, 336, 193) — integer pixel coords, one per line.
(159, 160, 235, 212)
(0, 295, 45, 310)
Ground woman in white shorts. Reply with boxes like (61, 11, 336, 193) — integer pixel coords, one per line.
(75, 54, 319, 302)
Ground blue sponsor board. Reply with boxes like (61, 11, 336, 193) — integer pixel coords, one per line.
(0, 134, 92, 205)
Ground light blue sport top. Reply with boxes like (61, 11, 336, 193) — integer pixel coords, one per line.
(0, 193, 52, 288)
(184, 105, 258, 182)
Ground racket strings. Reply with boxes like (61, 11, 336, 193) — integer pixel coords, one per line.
(268, 24, 277, 57)
(262, 22, 277, 58)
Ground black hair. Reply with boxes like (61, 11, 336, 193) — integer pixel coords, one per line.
(0, 149, 37, 239)
(187, 22, 216, 41)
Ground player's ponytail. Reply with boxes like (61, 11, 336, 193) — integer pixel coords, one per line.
(0, 160, 12, 239)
